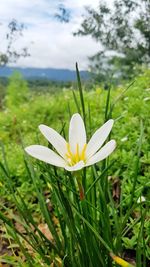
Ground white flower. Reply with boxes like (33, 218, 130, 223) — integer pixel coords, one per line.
(137, 196, 146, 203)
(25, 113, 116, 172)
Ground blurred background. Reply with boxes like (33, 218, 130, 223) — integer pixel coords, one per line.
(0, 1, 150, 265)
(0, 0, 149, 83)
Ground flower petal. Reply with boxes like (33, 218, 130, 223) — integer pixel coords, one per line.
(85, 140, 116, 166)
(39, 124, 67, 158)
(65, 161, 85, 172)
(86, 119, 114, 159)
(69, 113, 86, 154)
(25, 145, 66, 167)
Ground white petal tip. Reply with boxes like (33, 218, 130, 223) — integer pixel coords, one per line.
(25, 146, 31, 152)
(25, 146, 36, 155)
(71, 113, 82, 119)
(39, 124, 47, 131)
(107, 119, 114, 126)
(108, 139, 117, 152)
(111, 139, 117, 148)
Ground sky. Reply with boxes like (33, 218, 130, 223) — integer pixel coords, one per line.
(0, 0, 102, 70)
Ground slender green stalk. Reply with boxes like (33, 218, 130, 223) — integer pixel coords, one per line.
(76, 62, 86, 125)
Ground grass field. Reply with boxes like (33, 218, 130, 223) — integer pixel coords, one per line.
(0, 69, 150, 266)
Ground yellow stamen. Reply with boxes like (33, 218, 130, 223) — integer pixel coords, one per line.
(74, 143, 79, 162)
(65, 143, 87, 166)
(80, 144, 87, 161)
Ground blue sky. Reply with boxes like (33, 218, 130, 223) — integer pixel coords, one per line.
(0, 0, 102, 70)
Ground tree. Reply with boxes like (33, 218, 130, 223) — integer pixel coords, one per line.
(6, 72, 29, 109)
(75, 0, 150, 80)
(0, 19, 29, 66)
(55, 4, 71, 23)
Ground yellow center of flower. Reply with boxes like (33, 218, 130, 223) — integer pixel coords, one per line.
(65, 143, 87, 166)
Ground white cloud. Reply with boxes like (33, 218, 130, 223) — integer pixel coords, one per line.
(0, 0, 101, 69)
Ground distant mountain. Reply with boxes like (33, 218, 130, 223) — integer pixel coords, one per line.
(0, 67, 89, 81)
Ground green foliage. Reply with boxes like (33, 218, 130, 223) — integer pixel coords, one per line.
(75, 0, 150, 80)
(28, 79, 74, 94)
(0, 82, 6, 110)
(5, 72, 29, 109)
(0, 69, 150, 266)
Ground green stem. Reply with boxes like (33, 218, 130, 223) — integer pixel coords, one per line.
(77, 179, 85, 201)
(74, 171, 85, 201)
